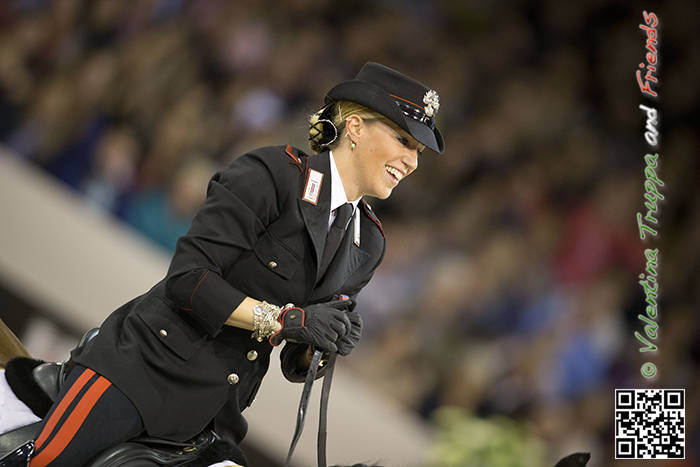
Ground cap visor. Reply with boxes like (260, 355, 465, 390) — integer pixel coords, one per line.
(404, 117, 444, 154)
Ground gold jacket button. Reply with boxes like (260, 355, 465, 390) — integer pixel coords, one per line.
(247, 350, 258, 361)
(268, 260, 278, 269)
(227, 373, 239, 385)
(159, 329, 168, 337)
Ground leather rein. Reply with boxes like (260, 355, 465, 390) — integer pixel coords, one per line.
(283, 350, 337, 467)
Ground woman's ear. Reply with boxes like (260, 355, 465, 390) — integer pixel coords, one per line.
(344, 114, 363, 143)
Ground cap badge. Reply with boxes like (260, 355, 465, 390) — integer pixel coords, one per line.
(423, 90, 440, 117)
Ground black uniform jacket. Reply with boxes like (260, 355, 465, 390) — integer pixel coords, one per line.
(72, 146, 386, 443)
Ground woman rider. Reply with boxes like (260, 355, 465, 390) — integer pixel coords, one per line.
(26, 62, 445, 466)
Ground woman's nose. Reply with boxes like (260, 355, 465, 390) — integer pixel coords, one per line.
(404, 149, 419, 172)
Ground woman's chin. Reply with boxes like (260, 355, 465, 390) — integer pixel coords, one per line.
(376, 187, 393, 199)
(364, 181, 394, 199)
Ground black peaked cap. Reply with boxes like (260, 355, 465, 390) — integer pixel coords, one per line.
(325, 62, 445, 154)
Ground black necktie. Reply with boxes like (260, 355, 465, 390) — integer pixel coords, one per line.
(319, 203, 353, 277)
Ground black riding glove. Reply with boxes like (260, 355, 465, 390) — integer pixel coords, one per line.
(269, 300, 353, 353)
(336, 309, 362, 356)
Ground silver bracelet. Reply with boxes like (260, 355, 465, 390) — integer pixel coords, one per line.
(251, 301, 288, 342)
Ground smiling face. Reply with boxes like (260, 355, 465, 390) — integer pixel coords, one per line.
(351, 119, 425, 199)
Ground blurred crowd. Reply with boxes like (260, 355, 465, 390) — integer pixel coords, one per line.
(0, 0, 697, 465)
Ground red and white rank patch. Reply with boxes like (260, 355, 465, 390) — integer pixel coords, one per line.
(302, 169, 324, 205)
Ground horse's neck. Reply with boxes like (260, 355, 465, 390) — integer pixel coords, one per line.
(0, 319, 31, 369)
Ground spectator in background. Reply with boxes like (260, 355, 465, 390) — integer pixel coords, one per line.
(125, 155, 213, 252)
(82, 125, 140, 217)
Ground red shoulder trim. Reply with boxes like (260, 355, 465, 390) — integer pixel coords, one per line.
(285, 145, 303, 172)
(361, 200, 384, 237)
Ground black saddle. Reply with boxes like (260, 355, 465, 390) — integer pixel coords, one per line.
(0, 329, 239, 466)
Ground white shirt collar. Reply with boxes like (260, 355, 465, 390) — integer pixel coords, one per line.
(328, 151, 360, 227)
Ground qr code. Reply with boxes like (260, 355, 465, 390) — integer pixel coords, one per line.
(615, 389, 685, 459)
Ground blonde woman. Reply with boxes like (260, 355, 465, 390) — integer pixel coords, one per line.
(24, 62, 445, 466)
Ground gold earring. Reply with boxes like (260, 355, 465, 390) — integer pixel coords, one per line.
(346, 132, 356, 150)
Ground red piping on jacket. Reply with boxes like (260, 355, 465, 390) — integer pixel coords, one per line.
(285, 145, 302, 172)
(188, 270, 210, 309)
(362, 201, 384, 237)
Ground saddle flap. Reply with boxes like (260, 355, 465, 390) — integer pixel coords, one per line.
(0, 427, 39, 459)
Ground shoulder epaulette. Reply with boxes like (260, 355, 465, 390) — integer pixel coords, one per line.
(361, 200, 384, 237)
(284, 145, 304, 172)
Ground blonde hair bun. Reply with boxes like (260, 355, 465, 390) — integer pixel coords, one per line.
(307, 101, 388, 153)
(308, 105, 338, 153)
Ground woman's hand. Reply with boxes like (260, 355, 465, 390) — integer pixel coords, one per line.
(336, 309, 362, 355)
(269, 300, 353, 353)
